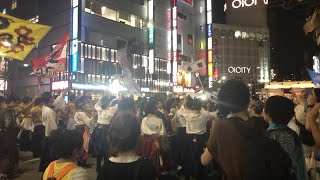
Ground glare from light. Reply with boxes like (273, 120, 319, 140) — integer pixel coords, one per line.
(23, 64, 29, 67)
(147, 22, 153, 28)
(2, 41, 11, 47)
(221, 76, 226, 80)
(218, 80, 221, 83)
(235, 30, 241, 38)
(133, 65, 138, 69)
(108, 79, 127, 94)
(200, 94, 207, 101)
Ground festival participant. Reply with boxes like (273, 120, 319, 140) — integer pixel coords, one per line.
(39, 89, 67, 172)
(30, 97, 45, 158)
(97, 114, 155, 180)
(181, 98, 212, 180)
(264, 96, 308, 180)
(0, 96, 19, 179)
(74, 97, 97, 167)
(92, 96, 115, 172)
(138, 99, 166, 176)
(18, 96, 32, 152)
(246, 100, 269, 135)
(201, 80, 294, 180)
(66, 94, 77, 130)
(42, 129, 88, 180)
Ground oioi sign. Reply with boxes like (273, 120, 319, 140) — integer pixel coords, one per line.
(231, 0, 268, 8)
(228, 66, 251, 74)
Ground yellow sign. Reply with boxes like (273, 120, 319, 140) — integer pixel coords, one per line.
(0, 13, 51, 60)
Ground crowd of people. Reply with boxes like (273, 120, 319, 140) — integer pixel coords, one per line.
(2, 79, 320, 179)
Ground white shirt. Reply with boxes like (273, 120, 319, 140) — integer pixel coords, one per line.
(141, 114, 166, 136)
(172, 106, 187, 128)
(94, 98, 117, 125)
(42, 105, 58, 137)
(53, 93, 66, 110)
(74, 112, 95, 132)
(184, 108, 212, 135)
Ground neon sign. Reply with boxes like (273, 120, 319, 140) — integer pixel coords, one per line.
(207, 24, 212, 37)
(231, 0, 268, 8)
(228, 66, 251, 74)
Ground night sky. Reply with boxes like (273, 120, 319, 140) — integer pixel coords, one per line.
(267, 2, 318, 81)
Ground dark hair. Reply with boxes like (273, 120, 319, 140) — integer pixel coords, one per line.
(118, 98, 135, 111)
(5, 95, 18, 104)
(251, 95, 259, 101)
(41, 92, 53, 105)
(314, 88, 320, 103)
(101, 96, 110, 109)
(109, 114, 140, 156)
(69, 94, 76, 102)
(34, 97, 44, 106)
(264, 96, 295, 125)
(49, 129, 83, 159)
(145, 99, 157, 115)
(252, 100, 264, 114)
(218, 80, 250, 117)
(185, 97, 194, 109)
(22, 96, 31, 104)
(76, 96, 87, 110)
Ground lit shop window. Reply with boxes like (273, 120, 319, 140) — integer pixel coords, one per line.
(85, 0, 144, 29)
(11, 0, 17, 10)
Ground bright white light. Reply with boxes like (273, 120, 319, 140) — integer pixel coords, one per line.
(108, 80, 127, 93)
(173, 29, 177, 50)
(133, 65, 138, 69)
(207, 11, 212, 24)
(207, 0, 212, 11)
(2, 41, 11, 47)
(130, 16, 136, 27)
(235, 30, 241, 38)
(172, 7, 177, 19)
(221, 76, 226, 80)
(148, 0, 153, 20)
(218, 80, 221, 83)
(149, 49, 154, 74)
(200, 94, 207, 101)
(147, 22, 153, 28)
(0, 52, 5, 56)
(208, 37, 212, 49)
(23, 64, 29, 67)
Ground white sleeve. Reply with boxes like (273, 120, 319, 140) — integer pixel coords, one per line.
(80, 113, 95, 130)
(140, 118, 148, 135)
(70, 168, 88, 180)
(53, 94, 65, 110)
(94, 97, 102, 111)
(44, 110, 58, 136)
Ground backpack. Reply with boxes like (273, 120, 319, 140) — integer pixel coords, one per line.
(295, 119, 315, 146)
(231, 117, 295, 180)
(46, 161, 77, 180)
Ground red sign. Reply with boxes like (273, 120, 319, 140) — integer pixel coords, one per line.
(183, 0, 192, 5)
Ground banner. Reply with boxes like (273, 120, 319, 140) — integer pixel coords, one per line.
(307, 69, 320, 84)
(183, 59, 206, 73)
(31, 33, 69, 79)
(117, 38, 140, 93)
(0, 13, 51, 60)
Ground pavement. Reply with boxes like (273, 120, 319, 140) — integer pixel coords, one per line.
(14, 151, 98, 180)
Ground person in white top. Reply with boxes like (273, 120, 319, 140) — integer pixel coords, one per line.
(74, 96, 97, 167)
(138, 99, 166, 175)
(179, 97, 213, 180)
(39, 90, 67, 172)
(92, 96, 117, 172)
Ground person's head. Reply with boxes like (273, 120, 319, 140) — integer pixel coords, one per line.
(76, 96, 91, 113)
(264, 96, 295, 125)
(49, 129, 83, 160)
(109, 114, 140, 156)
(118, 98, 135, 115)
(252, 100, 264, 117)
(34, 97, 44, 107)
(41, 92, 54, 106)
(218, 79, 250, 118)
(69, 94, 77, 103)
(191, 98, 202, 111)
(101, 96, 111, 110)
(6, 96, 18, 108)
(22, 96, 31, 105)
(145, 99, 158, 115)
(0, 96, 5, 108)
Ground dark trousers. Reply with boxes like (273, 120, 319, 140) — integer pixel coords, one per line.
(31, 125, 45, 158)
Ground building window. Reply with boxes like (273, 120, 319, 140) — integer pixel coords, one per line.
(177, 34, 182, 45)
(11, 0, 17, 10)
(188, 34, 193, 45)
(177, 12, 187, 20)
(101, 6, 117, 21)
